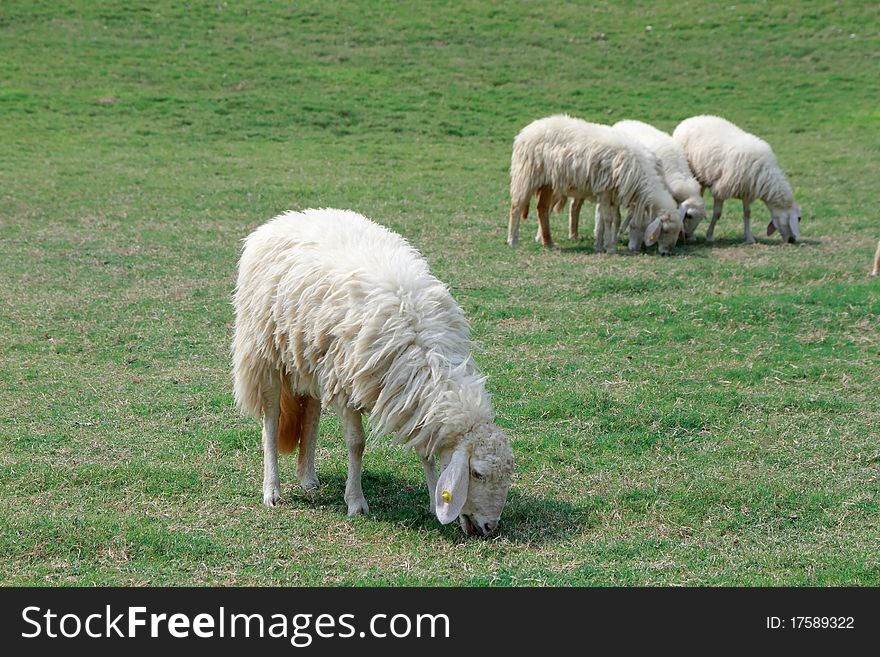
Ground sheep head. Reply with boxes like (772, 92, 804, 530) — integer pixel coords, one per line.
(644, 207, 684, 256)
(681, 197, 707, 241)
(767, 203, 801, 244)
(434, 423, 514, 537)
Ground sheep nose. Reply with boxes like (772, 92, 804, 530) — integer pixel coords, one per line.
(483, 521, 496, 536)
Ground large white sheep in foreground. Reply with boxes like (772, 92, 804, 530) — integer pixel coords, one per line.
(232, 208, 514, 537)
(508, 114, 685, 255)
(672, 115, 802, 244)
(613, 119, 707, 241)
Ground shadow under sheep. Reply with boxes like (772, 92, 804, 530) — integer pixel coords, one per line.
(285, 469, 589, 545)
(554, 234, 819, 255)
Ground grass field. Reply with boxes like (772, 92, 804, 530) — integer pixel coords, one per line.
(1, 1, 878, 586)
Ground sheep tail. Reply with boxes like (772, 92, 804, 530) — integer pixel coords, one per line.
(277, 375, 306, 454)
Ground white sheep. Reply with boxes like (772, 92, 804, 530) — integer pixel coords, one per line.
(232, 208, 515, 537)
(508, 114, 685, 255)
(872, 240, 880, 277)
(672, 115, 802, 244)
(613, 119, 707, 241)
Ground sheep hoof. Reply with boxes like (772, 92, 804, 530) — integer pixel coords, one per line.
(706, 235, 716, 244)
(745, 235, 756, 244)
(263, 486, 283, 507)
(298, 475, 320, 491)
(507, 238, 519, 247)
(347, 499, 370, 516)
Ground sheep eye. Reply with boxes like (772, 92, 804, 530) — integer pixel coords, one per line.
(471, 470, 484, 480)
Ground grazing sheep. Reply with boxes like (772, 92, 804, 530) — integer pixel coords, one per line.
(672, 115, 801, 244)
(613, 119, 707, 241)
(508, 114, 684, 255)
(232, 208, 515, 537)
(541, 139, 686, 255)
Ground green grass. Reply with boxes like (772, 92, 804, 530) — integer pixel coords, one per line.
(1, 0, 878, 586)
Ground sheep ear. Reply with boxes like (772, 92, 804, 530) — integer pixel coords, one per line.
(434, 449, 469, 524)
(767, 221, 777, 236)
(644, 217, 663, 246)
(678, 202, 688, 220)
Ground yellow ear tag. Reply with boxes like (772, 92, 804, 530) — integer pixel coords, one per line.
(441, 490, 452, 503)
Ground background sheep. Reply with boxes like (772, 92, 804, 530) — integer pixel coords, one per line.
(673, 115, 801, 244)
(508, 114, 684, 255)
(613, 119, 707, 241)
(538, 136, 685, 254)
(872, 240, 880, 277)
(232, 208, 515, 537)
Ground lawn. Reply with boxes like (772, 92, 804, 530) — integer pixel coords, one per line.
(1, 0, 878, 585)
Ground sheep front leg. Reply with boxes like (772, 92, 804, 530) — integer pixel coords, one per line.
(610, 205, 622, 242)
(340, 406, 369, 516)
(507, 199, 528, 247)
(569, 197, 584, 240)
(261, 379, 283, 507)
(593, 205, 605, 253)
(599, 199, 617, 254)
(706, 196, 724, 243)
(420, 453, 439, 514)
(742, 200, 755, 244)
(296, 396, 321, 491)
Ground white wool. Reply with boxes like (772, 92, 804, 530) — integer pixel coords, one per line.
(672, 115, 794, 209)
(232, 208, 495, 456)
(613, 119, 704, 209)
(510, 114, 678, 221)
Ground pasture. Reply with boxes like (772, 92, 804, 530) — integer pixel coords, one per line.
(1, 0, 878, 585)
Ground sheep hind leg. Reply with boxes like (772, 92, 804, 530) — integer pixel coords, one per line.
(706, 196, 724, 243)
(536, 187, 554, 247)
(295, 396, 321, 491)
(420, 453, 439, 514)
(261, 377, 283, 507)
(569, 198, 584, 240)
(340, 406, 369, 516)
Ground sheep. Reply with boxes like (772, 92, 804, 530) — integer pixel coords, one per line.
(508, 114, 685, 255)
(672, 115, 802, 244)
(613, 119, 707, 241)
(232, 208, 515, 537)
(872, 240, 880, 277)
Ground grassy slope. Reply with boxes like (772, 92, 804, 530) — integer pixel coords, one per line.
(0, 0, 878, 585)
